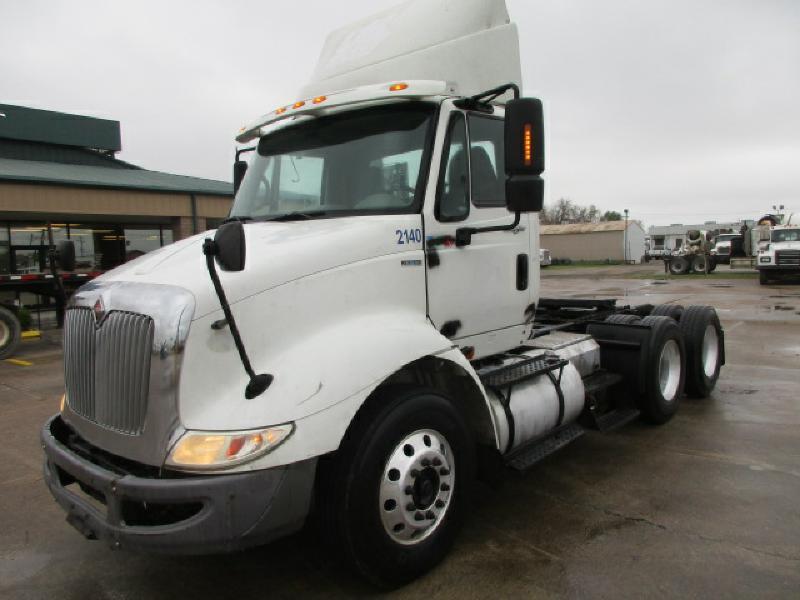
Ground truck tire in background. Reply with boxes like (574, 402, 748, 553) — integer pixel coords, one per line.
(317, 387, 474, 587)
(650, 304, 684, 321)
(668, 256, 690, 275)
(637, 316, 686, 424)
(0, 306, 22, 360)
(692, 254, 710, 273)
(680, 306, 724, 398)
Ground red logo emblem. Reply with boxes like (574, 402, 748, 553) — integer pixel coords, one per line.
(93, 298, 106, 324)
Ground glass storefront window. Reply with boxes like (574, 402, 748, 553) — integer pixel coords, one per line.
(0, 222, 177, 274)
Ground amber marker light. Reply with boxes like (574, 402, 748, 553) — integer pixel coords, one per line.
(523, 123, 532, 166)
(312, 95, 327, 104)
(292, 100, 306, 109)
(60, 393, 66, 412)
(275, 107, 287, 115)
(389, 83, 409, 92)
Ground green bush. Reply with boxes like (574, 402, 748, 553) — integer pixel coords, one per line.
(17, 306, 33, 330)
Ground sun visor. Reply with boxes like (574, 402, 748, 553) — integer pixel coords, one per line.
(300, 0, 522, 101)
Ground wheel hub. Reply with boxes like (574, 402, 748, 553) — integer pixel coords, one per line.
(379, 428, 454, 545)
(701, 324, 719, 378)
(658, 338, 681, 401)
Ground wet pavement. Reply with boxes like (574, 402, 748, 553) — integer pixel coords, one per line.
(1, 265, 798, 598)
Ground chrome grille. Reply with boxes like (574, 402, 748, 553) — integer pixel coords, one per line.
(776, 250, 800, 267)
(64, 308, 154, 435)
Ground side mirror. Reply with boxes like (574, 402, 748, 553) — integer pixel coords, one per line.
(504, 97, 545, 213)
(214, 221, 246, 271)
(56, 240, 75, 271)
(233, 160, 248, 194)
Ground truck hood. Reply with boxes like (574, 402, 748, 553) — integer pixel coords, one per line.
(99, 215, 421, 319)
(771, 241, 800, 251)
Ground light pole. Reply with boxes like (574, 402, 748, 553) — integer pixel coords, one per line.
(624, 209, 629, 263)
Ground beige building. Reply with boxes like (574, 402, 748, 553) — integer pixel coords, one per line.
(540, 221, 647, 263)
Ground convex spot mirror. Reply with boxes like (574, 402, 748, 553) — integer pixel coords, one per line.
(504, 97, 545, 213)
(56, 240, 75, 271)
(214, 221, 246, 272)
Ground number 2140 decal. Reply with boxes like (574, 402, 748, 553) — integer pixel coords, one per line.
(396, 228, 422, 244)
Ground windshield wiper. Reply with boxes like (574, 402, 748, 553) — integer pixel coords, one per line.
(222, 215, 253, 224)
(262, 211, 328, 222)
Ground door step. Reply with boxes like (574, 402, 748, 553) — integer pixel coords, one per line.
(592, 408, 640, 432)
(582, 369, 623, 395)
(505, 423, 585, 471)
(477, 353, 568, 388)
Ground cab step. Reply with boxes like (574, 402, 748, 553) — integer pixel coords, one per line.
(592, 408, 640, 432)
(477, 353, 568, 388)
(505, 423, 585, 471)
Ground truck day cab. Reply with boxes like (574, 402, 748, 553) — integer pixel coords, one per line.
(42, 0, 725, 586)
(757, 224, 800, 284)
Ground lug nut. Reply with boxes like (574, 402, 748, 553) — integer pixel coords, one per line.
(432, 458, 442, 467)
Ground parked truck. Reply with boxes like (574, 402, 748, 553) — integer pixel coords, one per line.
(41, 0, 725, 587)
(757, 217, 799, 284)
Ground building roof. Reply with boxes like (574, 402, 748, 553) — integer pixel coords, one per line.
(0, 104, 121, 152)
(540, 221, 642, 235)
(0, 157, 232, 196)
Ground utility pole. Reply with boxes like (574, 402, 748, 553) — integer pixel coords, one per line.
(624, 209, 629, 263)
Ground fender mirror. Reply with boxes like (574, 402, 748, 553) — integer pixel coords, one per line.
(56, 240, 76, 271)
(233, 160, 248, 194)
(504, 97, 545, 213)
(213, 221, 246, 272)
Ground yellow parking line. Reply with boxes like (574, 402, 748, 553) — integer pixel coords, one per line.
(4, 358, 33, 367)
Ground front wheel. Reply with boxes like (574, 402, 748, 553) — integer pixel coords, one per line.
(319, 388, 474, 587)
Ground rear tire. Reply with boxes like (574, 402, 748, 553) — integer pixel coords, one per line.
(692, 254, 709, 273)
(318, 387, 473, 588)
(680, 306, 723, 398)
(650, 304, 684, 321)
(668, 256, 690, 275)
(0, 306, 22, 360)
(638, 316, 685, 424)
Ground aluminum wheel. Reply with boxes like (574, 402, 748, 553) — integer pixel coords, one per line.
(701, 324, 719, 378)
(658, 339, 682, 401)
(379, 428, 454, 545)
(0, 320, 9, 348)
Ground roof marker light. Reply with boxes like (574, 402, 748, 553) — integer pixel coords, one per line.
(292, 101, 306, 109)
(389, 83, 409, 92)
(275, 107, 287, 115)
(312, 95, 327, 104)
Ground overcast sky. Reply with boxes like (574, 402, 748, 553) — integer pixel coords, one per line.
(2, 0, 798, 226)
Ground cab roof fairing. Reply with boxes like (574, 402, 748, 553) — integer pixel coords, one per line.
(235, 80, 454, 144)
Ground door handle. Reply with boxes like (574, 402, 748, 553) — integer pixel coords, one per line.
(517, 253, 529, 290)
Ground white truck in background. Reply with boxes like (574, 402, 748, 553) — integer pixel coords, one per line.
(757, 214, 799, 284)
(41, 0, 725, 586)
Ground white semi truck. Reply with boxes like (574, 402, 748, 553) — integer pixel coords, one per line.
(42, 0, 725, 586)
(757, 221, 799, 284)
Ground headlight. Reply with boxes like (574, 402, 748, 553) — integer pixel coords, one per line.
(166, 424, 294, 469)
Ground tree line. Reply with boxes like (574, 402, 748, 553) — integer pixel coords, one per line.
(540, 198, 622, 225)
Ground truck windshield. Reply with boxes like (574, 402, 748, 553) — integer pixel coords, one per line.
(772, 229, 800, 242)
(230, 103, 435, 220)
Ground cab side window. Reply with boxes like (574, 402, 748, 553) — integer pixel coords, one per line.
(436, 113, 469, 221)
(468, 115, 505, 207)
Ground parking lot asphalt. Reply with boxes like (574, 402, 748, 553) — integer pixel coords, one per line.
(1, 265, 798, 598)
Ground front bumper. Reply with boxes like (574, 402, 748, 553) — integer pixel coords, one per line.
(757, 265, 800, 272)
(42, 415, 316, 554)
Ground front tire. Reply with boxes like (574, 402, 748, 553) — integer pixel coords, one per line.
(0, 306, 22, 360)
(669, 256, 690, 275)
(319, 388, 474, 587)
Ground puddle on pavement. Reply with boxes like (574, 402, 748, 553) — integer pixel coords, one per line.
(774, 305, 795, 311)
